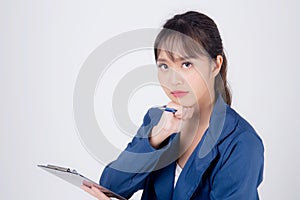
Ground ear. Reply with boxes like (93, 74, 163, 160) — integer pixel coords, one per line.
(212, 55, 223, 77)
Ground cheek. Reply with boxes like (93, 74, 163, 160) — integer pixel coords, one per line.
(186, 72, 208, 96)
(188, 72, 205, 87)
(158, 73, 169, 90)
(158, 74, 173, 98)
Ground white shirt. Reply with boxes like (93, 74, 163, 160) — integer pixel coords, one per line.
(174, 163, 183, 188)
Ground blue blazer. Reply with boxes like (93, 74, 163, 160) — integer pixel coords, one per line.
(100, 94, 264, 200)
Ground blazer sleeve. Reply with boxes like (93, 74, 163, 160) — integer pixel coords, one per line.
(99, 107, 170, 199)
(210, 131, 264, 200)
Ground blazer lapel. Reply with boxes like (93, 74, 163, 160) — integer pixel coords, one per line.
(172, 136, 218, 200)
(153, 162, 176, 200)
(172, 93, 237, 200)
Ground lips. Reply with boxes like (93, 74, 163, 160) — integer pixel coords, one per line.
(171, 90, 189, 98)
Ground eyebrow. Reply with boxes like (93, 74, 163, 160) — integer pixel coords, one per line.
(157, 56, 194, 63)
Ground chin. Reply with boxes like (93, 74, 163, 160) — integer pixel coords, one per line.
(181, 101, 197, 107)
(172, 97, 198, 108)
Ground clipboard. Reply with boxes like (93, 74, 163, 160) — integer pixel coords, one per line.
(38, 164, 127, 200)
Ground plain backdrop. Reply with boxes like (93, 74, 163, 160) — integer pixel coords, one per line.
(1, 0, 300, 199)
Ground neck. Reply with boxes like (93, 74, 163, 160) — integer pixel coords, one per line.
(192, 91, 216, 127)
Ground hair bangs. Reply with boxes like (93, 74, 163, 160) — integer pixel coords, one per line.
(154, 28, 209, 62)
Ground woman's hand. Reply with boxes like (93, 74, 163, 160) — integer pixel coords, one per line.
(81, 185, 110, 200)
(149, 102, 195, 148)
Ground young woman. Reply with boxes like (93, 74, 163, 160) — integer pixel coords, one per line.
(81, 11, 264, 200)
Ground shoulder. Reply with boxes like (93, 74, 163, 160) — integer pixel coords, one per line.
(219, 106, 264, 163)
(225, 106, 263, 144)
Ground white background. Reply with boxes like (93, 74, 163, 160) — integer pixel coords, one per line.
(1, 0, 300, 199)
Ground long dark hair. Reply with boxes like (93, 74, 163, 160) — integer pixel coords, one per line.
(154, 11, 232, 106)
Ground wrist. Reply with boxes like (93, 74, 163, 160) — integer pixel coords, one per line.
(149, 125, 170, 149)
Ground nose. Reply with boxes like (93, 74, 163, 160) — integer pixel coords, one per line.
(170, 68, 184, 85)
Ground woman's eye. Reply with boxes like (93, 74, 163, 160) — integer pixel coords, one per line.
(182, 62, 192, 69)
(158, 63, 168, 71)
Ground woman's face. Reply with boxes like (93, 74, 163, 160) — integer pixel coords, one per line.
(156, 50, 215, 108)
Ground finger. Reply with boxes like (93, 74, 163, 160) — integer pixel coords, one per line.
(175, 118, 184, 131)
(185, 107, 195, 119)
(181, 107, 190, 120)
(178, 106, 194, 120)
(173, 106, 183, 119)
(91, 186, 111, 200)
(166, 102, 183, 119)
(174, 109, 183, 118)
(81, 185, 98, 198)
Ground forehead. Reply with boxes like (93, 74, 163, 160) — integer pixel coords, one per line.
(157, 50, 189, 61)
